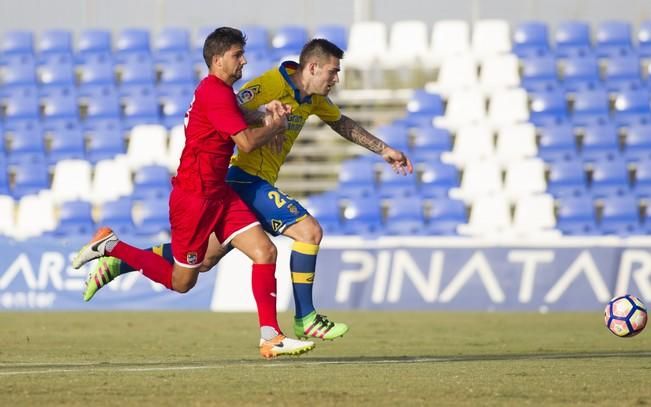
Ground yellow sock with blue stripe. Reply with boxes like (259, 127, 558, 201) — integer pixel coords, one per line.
(290, 241, 319, 319)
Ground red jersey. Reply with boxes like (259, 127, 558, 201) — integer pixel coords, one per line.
(172, 75, 248, 198)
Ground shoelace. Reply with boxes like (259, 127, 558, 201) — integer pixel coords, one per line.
(314, 314, 335, 329)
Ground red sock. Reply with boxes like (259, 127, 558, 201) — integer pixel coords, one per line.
(251, 263, 281, 332)
(109, 241, 173, 289)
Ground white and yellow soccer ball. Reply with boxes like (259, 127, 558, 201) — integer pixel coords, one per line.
(604, 294, 648, 337)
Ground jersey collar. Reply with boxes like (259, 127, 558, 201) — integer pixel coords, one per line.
(279, 61, 312, 104)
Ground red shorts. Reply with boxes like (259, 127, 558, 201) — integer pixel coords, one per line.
(169, 185, 259, 268)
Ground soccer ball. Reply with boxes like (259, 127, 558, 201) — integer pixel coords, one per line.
(604, 294, 648, 337)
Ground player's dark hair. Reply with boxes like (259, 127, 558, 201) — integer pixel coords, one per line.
(203, 27, 247, 67)
(298, 38, 344, 66)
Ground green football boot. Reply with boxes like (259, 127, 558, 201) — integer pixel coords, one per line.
(293, 311, 349, 340)
(83, 256, 121, 301)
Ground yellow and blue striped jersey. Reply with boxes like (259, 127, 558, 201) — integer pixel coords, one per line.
(232, 61, 341, 184)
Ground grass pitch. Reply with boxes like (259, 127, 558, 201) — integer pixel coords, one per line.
(1, 311, 650, 406)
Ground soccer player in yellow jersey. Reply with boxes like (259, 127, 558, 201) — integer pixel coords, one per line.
(226, 38, 413, 340)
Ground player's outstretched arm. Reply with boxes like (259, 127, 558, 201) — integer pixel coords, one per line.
(326, 114, 414, 175)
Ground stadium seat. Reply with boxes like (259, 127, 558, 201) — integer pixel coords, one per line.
(159, 60, 197, 85)
(3, 93, 40, 129)
(272, 25, 308, 60)
(241, 25, 272, 58)
(84, 93, 122, 129)
(76, 29, 112, 63)
(336, 159, 376, 198)
(377, 165, 418, 199)
(0, 164, 9, 196)
(6, 127, 46, 165)
(487, 88, 529, 128)
(449, 159, 503, 203)
(512, 21, 551, 58)
(555, 21, 593, 58)
(115, 28, 151, 63)
(38, 61, 76, 89)
(374, 123, 410, 152)
(457, 194, 511, 237)
(556, 195, 598, 235)
(425, 197, 466, 235)
(603, 55, 643, 93)
(344, 21, 388, 85)
(154, 27, 191, 64)
(599, 195, 643, 236)
(546, 160, 588, 198)
(50, 159, 92, 203)
(385, 196, 427, 235)
(53, 200, 95, 237)
(479, 54, 521, 94)
(428, 20, 470, 65)
(419, 160, 459, 199)
(132, 165, 171, 201)
(314, 24, 348, 50)
(590, 156, 631, 198)
(90, 156, 134, 204)
(633, 160, 651, 199)
(0, 195, 16, 237)
(122, 93, 161, 128)
(580, 122, 621, 162)
(341, 195, 384, 236)
(561, 55, 601, 92)
(441, 124, 494, 167)
(11, 160, 49, 199)
(1, 30, 33, 56)
(167, 124, 185, 171)
(613, 89, 651, 126)
(1, 58, 37, 87)
(41, 90, 80, 131)
(434, 89, 485, 130)
(302, 192, 342, 234)
(426, 55, 477, 96)
(134, 199, 170, 237)
(624, 123, 651, 163)
(14, 191, 56, 239)
(98, 197, 135, 235)
(402, 90, 444, 127)
(119, 58, 156, 86)
(78, 61, 116, 87)
(384, 20, 429, 69)
(410, 126, 452, 163)
(47, 128, 86, 164)
(495, 123, 538, 165)
(86, 128, 126, 164)
(161, 95, 189, 129)
(504, 158, 547, 202)
(38, 29, 73, 64)
(471, 19, 511, 62)
(639, 21, 651, 58)
(126, 124, 169, 170)
(595, 21, 633, 59)
(529, 88, 569, 126)
(512, 194, 560, 237)
(520, 55, 559, 92)
(571, 87, 610, 126)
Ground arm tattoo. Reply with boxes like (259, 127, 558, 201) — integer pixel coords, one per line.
(326, 114, 387, 154)
(240, 107, 265, 127)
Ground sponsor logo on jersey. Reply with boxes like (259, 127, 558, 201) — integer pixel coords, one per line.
(271, 219, 283, 232)
(236, 85, 261, 104)
(187, 252, 198, 265)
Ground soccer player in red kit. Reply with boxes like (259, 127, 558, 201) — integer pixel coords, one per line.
(71, 27, 315, 358)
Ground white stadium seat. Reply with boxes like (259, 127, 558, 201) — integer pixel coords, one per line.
(512, 193, 561, 238)
(385, 20, 429, 69)
(457, 194, 512, 237)
(126, 124, 169, 171)
(504, 158, 547, 202)
(472, 19, 512, 61)
(434, 89, 486, 130)
(449, 159, 503, 203)
(479, 54, 521, 94)
(14, 191, 56, 239)
(487, 88, 530, 128)
(442, 124, 495, 167)
(50, 159, 93, 203)
(495, 123, 538, 166)
(91, 155, 134, 204)
(428, 20, 471, 66)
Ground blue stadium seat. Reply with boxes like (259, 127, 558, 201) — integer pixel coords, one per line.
(377, 165, 418, 199)
(555, 21, 593, 58)
(419, 160, 459, 199)
(374, 123, 410, 152)
(0, 161, 9, 195)
(341, 195, 384, 236)
(99, 197, 135, 235)
(84, 93, 122, 129)
(115, 28, 151, 63)
(546, 160, 588, 198)
(161, 95, 189, 128)
(78, 62, 116, 87)
(513, 21, 550, 58)
(235, 54, 275, 88)
(580, 122, 620, 161)
(537, 122, 578, 163)
(77, 29, 112, 55)
(385, 196, 427, 235)
(38, 61, 76, 89)
(336, 159, 376, 198)
(529, 89, 568, 125)
(604, 55, 643, 93)
(0, 82, 38, 101)
(303, 192, 342, 234)
(599, 195, 642, 236)
(122, 93, 161, 128)
(193, 26, 214, 66)
(1, 57, 37, 86)
(156, 81, 194, 100)
(154, 27, 191, 65)
(159, 60, 196, 84)
(38, 29, 73, 64)
(633, 160, 651, 199)
(241, 25, 271, 58)
(639, 21, 651, 58)
(272, 25, 309, 60)
(1, 30, 34, 56)
(48, 128, 86, 164)
(11, 160, 49, 199)
(403, 90, 444, 127)
(134, 199, 170, 237)
(624, 123, 651, 163)
(314, 24, 348, 50)
(425, 198, 466, 235)
(562, 55, 601, 92)
(86, 128, 126, 164)
(132, 165, 171, 201)
(3, 93, 39, 124)
(590, 156, 631, 198)
(520, 55, 558, 92)
(6, 128, 46, 165)
(53, 200, 94, 237)
(595, 21, 634, 59)
(119, 58, 156, 85)
(613, 89, 651, 126)
(556, 195, 598, 235)
(410, 126, 452, 163)
(42, 90, 80, 130)
(571, 87, 610, 126)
